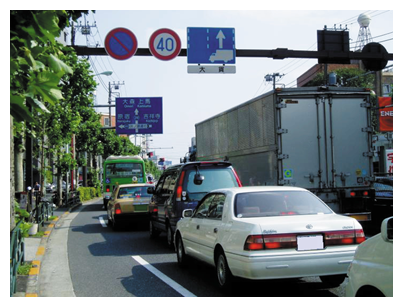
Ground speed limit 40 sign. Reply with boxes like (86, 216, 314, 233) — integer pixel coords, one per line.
(149, 28, 182, 61)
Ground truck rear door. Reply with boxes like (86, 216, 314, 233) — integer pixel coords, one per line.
(277, 91, 372, 190)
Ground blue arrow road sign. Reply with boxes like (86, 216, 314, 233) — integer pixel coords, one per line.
(116, 97, 163, 135)
(187, 27, 236, 64)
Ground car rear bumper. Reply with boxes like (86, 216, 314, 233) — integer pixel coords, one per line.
(226, 247, 357, 280)
(114, 212, 149, 223)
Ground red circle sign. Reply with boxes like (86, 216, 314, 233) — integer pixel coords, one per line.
(149, 28, 182, 61)
(105, 27, 138, 60)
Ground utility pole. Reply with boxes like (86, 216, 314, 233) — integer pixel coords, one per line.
(265, 73, 285, 90)
(108, 81, 125, 126)
(71, 17, 97, 46)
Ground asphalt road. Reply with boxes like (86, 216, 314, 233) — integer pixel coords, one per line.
(67, 200, 347, 297)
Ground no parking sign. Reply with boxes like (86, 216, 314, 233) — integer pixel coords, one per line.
(104, 27, 138, 60)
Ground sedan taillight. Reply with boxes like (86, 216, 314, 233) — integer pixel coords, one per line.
(244, 229, 365, 251)
(325, 229, 366, 246)
(244, 235, 264, 250)
(244, 234, 297, 250)
(115, 203, 122, 215)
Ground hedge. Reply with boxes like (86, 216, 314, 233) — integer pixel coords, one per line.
(78, 187, 101, 202)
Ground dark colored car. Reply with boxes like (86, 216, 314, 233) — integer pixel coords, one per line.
(370, 177, 393, 234)
(374, 177, 393, 201)
(148, 161, 242, 247)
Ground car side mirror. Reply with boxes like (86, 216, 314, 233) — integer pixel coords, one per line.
(194, 173, 204, 185)
(182, 209, 193, 218)
(381, 217, 393, 242)
(147, 186, 155, 195)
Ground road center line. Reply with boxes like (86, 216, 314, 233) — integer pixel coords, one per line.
(99, 217, 108, 227)
(132, 255, 196, 297)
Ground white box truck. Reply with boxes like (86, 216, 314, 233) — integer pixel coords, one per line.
(194, 86, 376, 221)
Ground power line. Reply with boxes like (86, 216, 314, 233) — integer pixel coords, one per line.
(271, 10, 392, 88)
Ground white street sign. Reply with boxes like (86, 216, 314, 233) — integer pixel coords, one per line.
(187, 65, 236, 74)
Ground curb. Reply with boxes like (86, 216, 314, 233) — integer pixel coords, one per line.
(24, 211, 69, 297)
(17, 197, 102, 297)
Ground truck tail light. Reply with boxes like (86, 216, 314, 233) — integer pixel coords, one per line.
(349, 190, 369, 197)
(115, 203, 122, 215)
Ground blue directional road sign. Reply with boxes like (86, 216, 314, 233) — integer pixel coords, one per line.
(187, 27, 236, 64)
(115, 97, 163, 135)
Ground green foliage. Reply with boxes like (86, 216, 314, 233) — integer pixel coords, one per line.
(145, 159, 162, 179)
(18, 262, 33, 275)
(14, 201, 32, 237)
(100, 130, 141, 159)
(10, 10, 89, 123)
(78, 187, 100, 202)
(14, 201, 30, 223)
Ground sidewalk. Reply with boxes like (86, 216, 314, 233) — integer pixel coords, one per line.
(13, 197, 102, 297)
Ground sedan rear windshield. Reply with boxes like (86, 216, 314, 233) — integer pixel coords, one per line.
(235, 191, 333, 218)
(118, 186, 152, 199)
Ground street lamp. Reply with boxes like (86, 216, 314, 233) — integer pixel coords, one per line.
(94, 71, 113, 77)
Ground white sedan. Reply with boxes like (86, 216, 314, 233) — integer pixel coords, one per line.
(345, 217, 393, 297)
(174, 186, 366, 290)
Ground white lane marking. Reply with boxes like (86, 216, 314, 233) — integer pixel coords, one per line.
(132, 255, 196, 297)
(99, 217, 108, 227)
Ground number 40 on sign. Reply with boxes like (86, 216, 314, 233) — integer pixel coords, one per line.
(149, 28, 182, 61)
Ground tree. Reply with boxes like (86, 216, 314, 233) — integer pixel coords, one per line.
(10, 10, 90, 229)
(144, 159, 162, 180)
(100, 130, 141, 159)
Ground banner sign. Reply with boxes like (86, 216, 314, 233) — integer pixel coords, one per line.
(378, 97, 393, 132)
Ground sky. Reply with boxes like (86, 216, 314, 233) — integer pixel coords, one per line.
(9, 4, 396, 165)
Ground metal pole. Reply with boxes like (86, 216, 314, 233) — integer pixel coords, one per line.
(108, 82, 112, 127)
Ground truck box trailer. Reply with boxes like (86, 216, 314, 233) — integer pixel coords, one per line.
(195, 86, 375, 220)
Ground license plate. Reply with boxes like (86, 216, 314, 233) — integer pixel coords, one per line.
(297, 234, 324, 251)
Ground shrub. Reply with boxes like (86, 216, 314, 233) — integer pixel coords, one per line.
(78, 187, 99, 201)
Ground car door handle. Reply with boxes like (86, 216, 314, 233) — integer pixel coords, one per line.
(196, 225, 200, 230)
(214, 228, 218, 233)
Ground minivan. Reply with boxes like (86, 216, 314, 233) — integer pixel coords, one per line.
(148, 161, 242, 247)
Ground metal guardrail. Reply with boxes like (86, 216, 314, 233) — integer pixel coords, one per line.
(33, 199, 54, 227)
(66, 190, 82, 211)
(10, 220, 25, 296)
